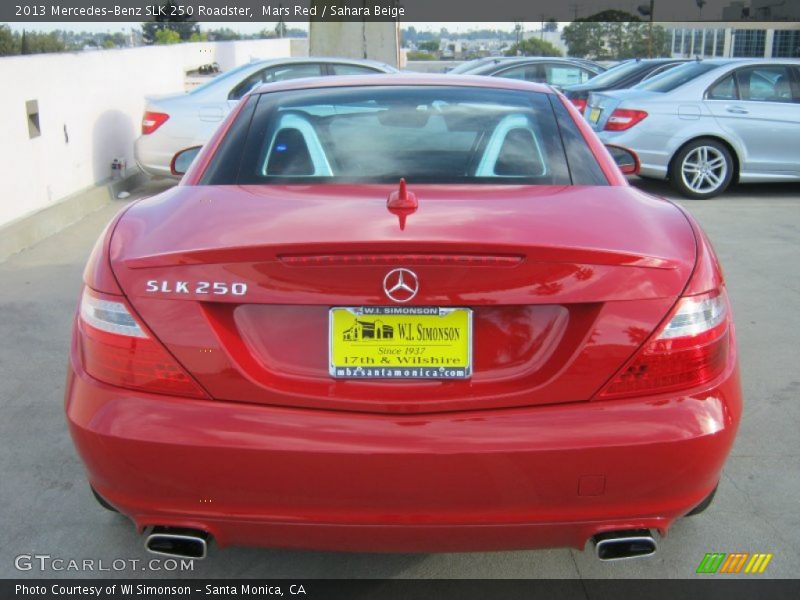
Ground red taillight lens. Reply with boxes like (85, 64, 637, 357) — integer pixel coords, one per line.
(78, 288, 206, 398)
(571, 98, 588, 114)
(598, 289, 730, 399)
(141, 111, 169, 135)
(604, 109, 648, 131)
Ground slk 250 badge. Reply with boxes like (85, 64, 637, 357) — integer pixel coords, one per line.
(145, 280, 247, 296)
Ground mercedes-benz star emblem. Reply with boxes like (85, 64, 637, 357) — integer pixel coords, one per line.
(383, 268, 419, 303)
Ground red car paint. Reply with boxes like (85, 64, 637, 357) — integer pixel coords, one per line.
(66, 76, 741, 554)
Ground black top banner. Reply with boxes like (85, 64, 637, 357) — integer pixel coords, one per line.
(4, 0, 800, 23)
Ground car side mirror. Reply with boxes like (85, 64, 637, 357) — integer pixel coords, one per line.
(170, 146, 202, 177)
(605, 144, 639, 175)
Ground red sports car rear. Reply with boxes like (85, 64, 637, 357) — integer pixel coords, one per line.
(65, 75, 740, 560)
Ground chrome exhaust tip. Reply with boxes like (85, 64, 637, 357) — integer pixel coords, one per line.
(593, 529, 657, 561)
(145, 526, 209, 560)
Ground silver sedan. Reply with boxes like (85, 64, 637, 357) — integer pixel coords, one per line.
(586, 58, 800, 198)
(134, 57, 397, 178)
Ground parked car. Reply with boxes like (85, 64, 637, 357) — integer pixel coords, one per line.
(455, 56, 605, 88)
(134, 57, 398, 178)
(587, 58, 800, 198)
(68, 74, 740, 560)
(563, 58, 689, 113)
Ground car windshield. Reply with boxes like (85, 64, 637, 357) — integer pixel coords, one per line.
(634, 62, 721, 92)
(230, 86, 591, 186)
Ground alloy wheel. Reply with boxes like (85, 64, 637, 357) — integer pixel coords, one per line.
(680, 146, 729, 195)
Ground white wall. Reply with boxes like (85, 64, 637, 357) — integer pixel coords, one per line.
(0, 38, 306, 228)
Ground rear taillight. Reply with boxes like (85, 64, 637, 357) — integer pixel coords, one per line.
(571, 98, 588, 114)
(598, 289, 730, 399)
(604, 109, 648, 131)
(141, 111, 169, 135)
(78, 288, 206, 398)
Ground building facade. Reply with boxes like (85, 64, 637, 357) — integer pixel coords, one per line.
(668, 23, 800, 59)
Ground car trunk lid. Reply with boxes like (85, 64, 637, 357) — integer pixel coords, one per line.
(109, 183, 695, 414)
(586, 89, 660, 132)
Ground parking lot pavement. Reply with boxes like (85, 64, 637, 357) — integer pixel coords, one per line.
(0, 178, 798, 579)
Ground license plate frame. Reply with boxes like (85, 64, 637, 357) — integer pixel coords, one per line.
(329, 306, 472, 380)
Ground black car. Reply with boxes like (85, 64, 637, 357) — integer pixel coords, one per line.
(562, 58, 689, 112)
(456, 57, 605, 88)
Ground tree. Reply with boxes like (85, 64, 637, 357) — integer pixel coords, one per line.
(154, 28, 181, 45)
(407, 51, 436, 61)
(0, 24, 18, 56)
(141, 1, 199, 44)
(206, 28, 239, 41)
(544, 18, 558, 33)
(561, 11, 669, 59)
(112, 32, 129, 47)
(417, 40, 440, 53)
(640, 24, 671, 58)
(562, 21, 605, 58)
(20, 29, 30, 54)
(505, 37, 562, 57)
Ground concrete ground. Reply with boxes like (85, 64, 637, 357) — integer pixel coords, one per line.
(0, 178, 798, 579)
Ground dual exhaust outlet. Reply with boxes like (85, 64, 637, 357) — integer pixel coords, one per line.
(143, 526, 656, 561)
(593, 529, 657, 561)
(145, 526, 209, 560)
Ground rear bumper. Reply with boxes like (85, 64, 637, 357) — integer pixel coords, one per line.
(134, 135, 179, 179)
(66, 355, 741, 553)
(597, 130, 671, 179)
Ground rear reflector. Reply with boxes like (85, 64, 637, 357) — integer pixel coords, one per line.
(141, 111, 169, 135)
(598, 289, 730, 399)
(78, 288, 206, 398)
(604, 109, 648, 131)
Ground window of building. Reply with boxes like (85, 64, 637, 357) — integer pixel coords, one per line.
(733, 29, 766, 58)
(772, 30, 800, 58)
(702, 29, 726, 57)
(692, 29, 704, 56)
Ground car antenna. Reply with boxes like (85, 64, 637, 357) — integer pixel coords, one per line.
(387, 178, 418, 210)
(387, 178, 418, 230)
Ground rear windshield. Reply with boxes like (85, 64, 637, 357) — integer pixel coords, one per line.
(634, 62, 721, 92)
(448, 58, 504, 74)
(188, 63, 255, 95)
(576, 60, 648, 86)
(216, 86, 604, 186)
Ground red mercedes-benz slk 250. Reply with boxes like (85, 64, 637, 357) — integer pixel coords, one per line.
(65, 75, 741, 561)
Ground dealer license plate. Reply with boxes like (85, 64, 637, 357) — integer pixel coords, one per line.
(329, 307, 472, 379)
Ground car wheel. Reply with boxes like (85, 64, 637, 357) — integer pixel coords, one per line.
(686, 485, 717, 516)
(91, 487, 119, 513)
(670, 139, 734, 199)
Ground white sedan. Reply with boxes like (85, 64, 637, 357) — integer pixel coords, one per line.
(134, 57, 398, 178)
